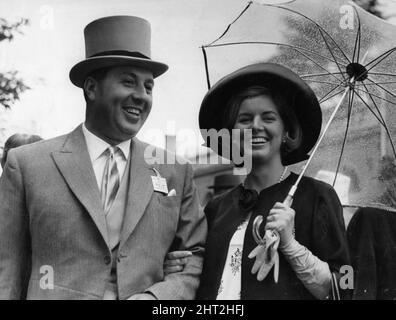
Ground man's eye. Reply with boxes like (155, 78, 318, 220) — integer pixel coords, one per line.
(123, 79, 135, 85)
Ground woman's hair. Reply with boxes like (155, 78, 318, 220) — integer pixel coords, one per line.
(222, 85, 302, 162)
(1, 133, 43, 168)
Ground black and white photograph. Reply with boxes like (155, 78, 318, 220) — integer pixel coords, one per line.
(0, 0, 396, 305)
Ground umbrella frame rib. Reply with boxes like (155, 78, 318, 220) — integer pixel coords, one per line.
(285, 83, 352, 204)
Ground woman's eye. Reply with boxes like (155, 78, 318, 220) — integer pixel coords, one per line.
(237, 117, 250, 124)
(262, 116, 276, 122)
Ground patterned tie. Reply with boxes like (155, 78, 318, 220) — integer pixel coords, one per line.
(100, 146, 120, 214)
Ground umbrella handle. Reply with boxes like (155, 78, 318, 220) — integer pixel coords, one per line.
(252, 186, 296, 245)
(283, 185, 297, 207)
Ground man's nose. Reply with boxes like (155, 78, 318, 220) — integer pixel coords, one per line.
(131, 85, 149, 103)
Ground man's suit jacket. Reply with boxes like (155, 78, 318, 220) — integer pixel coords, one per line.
(0, 125, 207, 300)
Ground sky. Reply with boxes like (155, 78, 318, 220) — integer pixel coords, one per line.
(1, 0, 396, 158)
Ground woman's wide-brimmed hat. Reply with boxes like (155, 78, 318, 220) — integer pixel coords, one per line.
(199, 63, 322, 165)
(69, 16, 168, 88)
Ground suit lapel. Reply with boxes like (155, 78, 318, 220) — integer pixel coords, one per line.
(120, 138, 154, 248)
(51, 125, 110, 249)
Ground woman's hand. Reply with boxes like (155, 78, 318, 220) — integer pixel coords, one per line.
(163, 251, 192, 275)
(265, 202, 295, 247)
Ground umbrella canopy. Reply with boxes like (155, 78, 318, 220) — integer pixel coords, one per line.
(201, 0, 396, 210)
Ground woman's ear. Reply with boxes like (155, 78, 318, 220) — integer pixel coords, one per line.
(283, 125, 303, 154)
(284, 131, 294, 141)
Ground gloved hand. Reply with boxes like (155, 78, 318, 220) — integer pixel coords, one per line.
(248, 229, 280, 282)
(265, 202, 295, 247)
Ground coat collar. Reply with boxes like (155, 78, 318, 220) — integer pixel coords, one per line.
(51, 125, 110, 249)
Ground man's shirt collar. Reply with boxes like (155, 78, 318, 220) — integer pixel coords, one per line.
(82, 123, 131, 162)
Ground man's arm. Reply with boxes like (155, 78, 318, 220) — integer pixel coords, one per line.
(139, 163, 207, 300)
(0, 149, 31, 299)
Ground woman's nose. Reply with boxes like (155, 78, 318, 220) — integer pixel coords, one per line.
(252, 116, 264, 130)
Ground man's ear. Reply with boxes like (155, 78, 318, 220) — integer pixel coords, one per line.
(83, 77, 98, 101)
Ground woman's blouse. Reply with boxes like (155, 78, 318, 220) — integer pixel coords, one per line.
(216, 217, 249, 300)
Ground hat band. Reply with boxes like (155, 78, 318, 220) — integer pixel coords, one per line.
(90, 50, 150, 60)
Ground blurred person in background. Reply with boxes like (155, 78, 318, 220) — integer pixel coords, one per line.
(0, 133, 43, 170)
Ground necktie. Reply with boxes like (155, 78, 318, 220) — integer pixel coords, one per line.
(101, 146, 120, 214)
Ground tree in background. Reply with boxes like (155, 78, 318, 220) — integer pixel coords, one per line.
(0, 17, 30, 110)
(353, 0, 382, 18)
(355, 0, 396, 208)
(266, 0, 394, 207)
(377, 156, 396, 208)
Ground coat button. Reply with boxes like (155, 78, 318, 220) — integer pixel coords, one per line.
(104, 255, 111, 265)
(117, 252, 127, 262)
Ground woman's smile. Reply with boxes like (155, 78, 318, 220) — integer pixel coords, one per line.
(234, 95, 285, 163)
(251, 136, 269, 146)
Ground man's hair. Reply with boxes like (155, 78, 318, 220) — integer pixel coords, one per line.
(83, 67, 111, 103)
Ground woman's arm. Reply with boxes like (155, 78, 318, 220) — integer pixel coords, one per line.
(310, 182, 351, 299)
(265, 201, 332, 299)
(280, 239, 332, 299)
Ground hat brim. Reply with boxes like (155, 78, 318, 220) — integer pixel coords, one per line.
(69, 55, 169, 88)
(199, 63, 322, 166)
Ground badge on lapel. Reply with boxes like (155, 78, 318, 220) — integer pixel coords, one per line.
(151, 168, 169, 195)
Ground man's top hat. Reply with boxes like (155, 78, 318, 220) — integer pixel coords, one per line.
(69, 16, 168, 88)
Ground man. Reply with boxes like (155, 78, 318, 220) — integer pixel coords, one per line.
(0, 16, 207, 300)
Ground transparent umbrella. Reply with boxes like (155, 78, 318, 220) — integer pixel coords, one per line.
(201, 0, 396, 213)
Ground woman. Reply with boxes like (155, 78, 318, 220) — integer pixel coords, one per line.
(165, 63, 350, 300)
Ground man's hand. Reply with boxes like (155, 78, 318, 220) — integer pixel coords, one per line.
(127, 293, 157, 300)
(163, 251, 192, 275)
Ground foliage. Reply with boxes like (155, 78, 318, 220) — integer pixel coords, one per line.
(353, 0, 382, 18)
(377, 156, 396, 207)
(0, 71, 30, 109)
(0, 17, 29, 42)
(0, 17, 30, 110)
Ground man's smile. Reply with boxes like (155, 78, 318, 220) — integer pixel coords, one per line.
(123, 106, 142, 116)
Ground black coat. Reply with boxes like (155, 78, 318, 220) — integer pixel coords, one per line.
(197, 173, 350, 300)
(347, 206, 396, 300)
